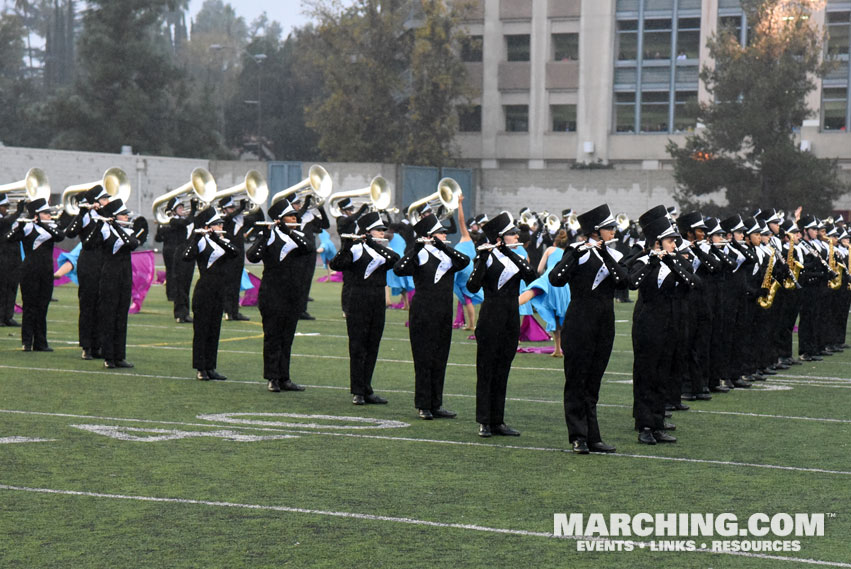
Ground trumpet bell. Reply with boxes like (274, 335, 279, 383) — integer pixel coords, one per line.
(63, 167, 131, 216)
(616, 213, 630, 232)
(0, 168, 51, 203)
(214, 170, 269, 213)
(328, 176, 392, 217)
(152, 167, 217, 224)
(270, 164, 333, 206)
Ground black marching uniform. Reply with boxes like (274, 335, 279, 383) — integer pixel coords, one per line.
(393, 216, 470, 418)
(245, 199, 311, 392)
(329, 212, 400, 403)
(182, 208, 239, 380)
(0, 198, 23, 326)
(549, 205, 627, 452)
(5, 199, 64, 351)
(293, 197, 330, 319)
(335, 201, 369, 317)
(220, 198, 264, 321)
(467, 213, 536, 437)
(84, 200, 139, 367)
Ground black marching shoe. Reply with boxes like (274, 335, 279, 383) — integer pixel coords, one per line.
(785, 357, 802, 366)
(589, 441, 616, 453)
(4, 318, 21, 327)
(731, 377, 752, 388)
(417, 409, 434, 420)
(33, 345, 53, 352)
(818, 349, 833, 357)
(799, 354, 822, 362)
(115, 360, 134, 368)
(710, 384, 731, 393)
(364, 394, 388, 404)
(299, 312, 316, 321)
(431, 408, 457, 419)
(572, 439, 590, 454)
(207, 369, 227, 381)
(492, 423, 520, 436)
(638, 428, 657, 445)
(681, 393, 697, 401)
(280, 379, 305, 391)
(696, 392, 712, 401)
(352, 394, 365, 405)
(664, 410, 673, 418)
(748, 373, 766, 382)
(662, 422, 676, 431)
(267, 380, 281, 392)
(81, 349, 93, 360)
(104, 360, 116, 369)
(478, 424, 492, 438)
(195, 370, 210, 381)
(670, 402, 690, 411)
(652, 430, 677, 443)
(175, 316, 193, 324)
(761, 367, 777, 375)
(230, 312, 250, 321)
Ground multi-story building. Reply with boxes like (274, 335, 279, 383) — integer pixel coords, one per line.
(455, 0, 851, 170)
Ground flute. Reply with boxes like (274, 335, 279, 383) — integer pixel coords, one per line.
(416, 237, 452, 244)
(577, 238, 619, 251)
(476, 242, 524, 251)
(254, 221, 301, 228)
(194, 229, 225, 235)
(341, 233, 388, 243)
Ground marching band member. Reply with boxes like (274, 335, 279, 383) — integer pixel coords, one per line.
(84, 199, 139, 368)
(0, 195, 22, 327)
(797, 215, 829, 361)
(5, 198, 64, 352)
(291, 195, 329, 321)
(64, 185, 111, 359)
(629, 213, 697, 444)
(393, 208, 470, 420)
(220, 196, 263, 321)
(467, 212, 536, 438)
(549, 204, 626, 453)
(777, 218, 804, 367)
(335, 198, 369, 318)
(182, 206, 238, 381)
(246, 198, 310, 393)
(329, 212, 400, 405)
(453, 196, 484, 331)
(157, 198, 197, 323)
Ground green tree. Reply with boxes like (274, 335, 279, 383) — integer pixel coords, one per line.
(667, 0, 847, 215)
(42, 0, 223, 158)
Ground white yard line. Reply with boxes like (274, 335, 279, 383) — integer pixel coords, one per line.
(0, 483, 848, 567)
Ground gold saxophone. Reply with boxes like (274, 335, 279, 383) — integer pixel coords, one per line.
(783, 242, 803, 290)
(828, 241, 843, 290)
(757, 246, 781, 309)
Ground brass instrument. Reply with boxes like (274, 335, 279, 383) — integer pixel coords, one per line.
(0, 168, 51, 203)
(616, 213, 630, 232)
(270, 164, 333, 208)
(544, 214, 561, 234)
(519, 209, 537, 227)
(152, 168, 218, 224)
(783, 243, 803, 290)
(828, 241, 843, 290)
(213, 170, 269, 214)
(62, 168, 130, 216)
(565, 212, 580, 232)
(407, 178, 460, 224)
(327, 175, 391, 218)
(757, 246, 780, 309)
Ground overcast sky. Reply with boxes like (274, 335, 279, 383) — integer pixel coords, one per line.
(187, 0, 314, 36)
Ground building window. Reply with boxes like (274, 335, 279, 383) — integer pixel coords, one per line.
(676, 17, 701, 59)
(673, 91, 698, 132)
(827, 12, 850, 57)
(643, 18, 672, 60)
(551, 104, 577, 132)
(615, 92, 636, 133)
(461, 35, 483, 62)
(640, 91, 669, 132)
(616, 20, 639, 60)
(458, 105, 482, 132)
(506, 34, 530, 62)
(823, 88, 848, 131)
(552, 33, 579, 61)
(504, 105, 529, 132)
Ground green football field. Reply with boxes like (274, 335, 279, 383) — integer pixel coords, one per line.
(1, 267, 849, 568)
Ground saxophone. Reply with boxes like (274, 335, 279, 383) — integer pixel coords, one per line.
(828, 241, 843, 290)
(757, 246, 781, 309)
(783, 242, 803, 290)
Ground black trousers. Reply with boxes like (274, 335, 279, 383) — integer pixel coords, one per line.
(191, 277, 226, 370)
(20, 262, 53, 350)
(98, 260, 131, 361)
(0, 252, 21, 322)
(475, 298, 519, 425)
(633, 298, 676, 431)
(162, 243, 177, 301)
(778, 289, 801, 359)
(222, 253, 244, 317)
(260, 292, 301, 382)
(346, 287, 385, 396)
(561, 296, 614, 443)
(798, 285, 822, 355)
(173, 252, 194, 319)
(409, 294, 453, 410)
(77, 249, 103, 350)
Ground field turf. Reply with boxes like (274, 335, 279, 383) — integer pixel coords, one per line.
(1, 267, 850, 568)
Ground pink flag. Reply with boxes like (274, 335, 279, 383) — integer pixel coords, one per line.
(519, 315, 551, 342)
(240, 272, 262, 307)
(53, 248, 72, 286)
(129, 250, 156, 314)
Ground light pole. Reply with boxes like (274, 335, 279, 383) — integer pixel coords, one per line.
(243, 53, 267, 157)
